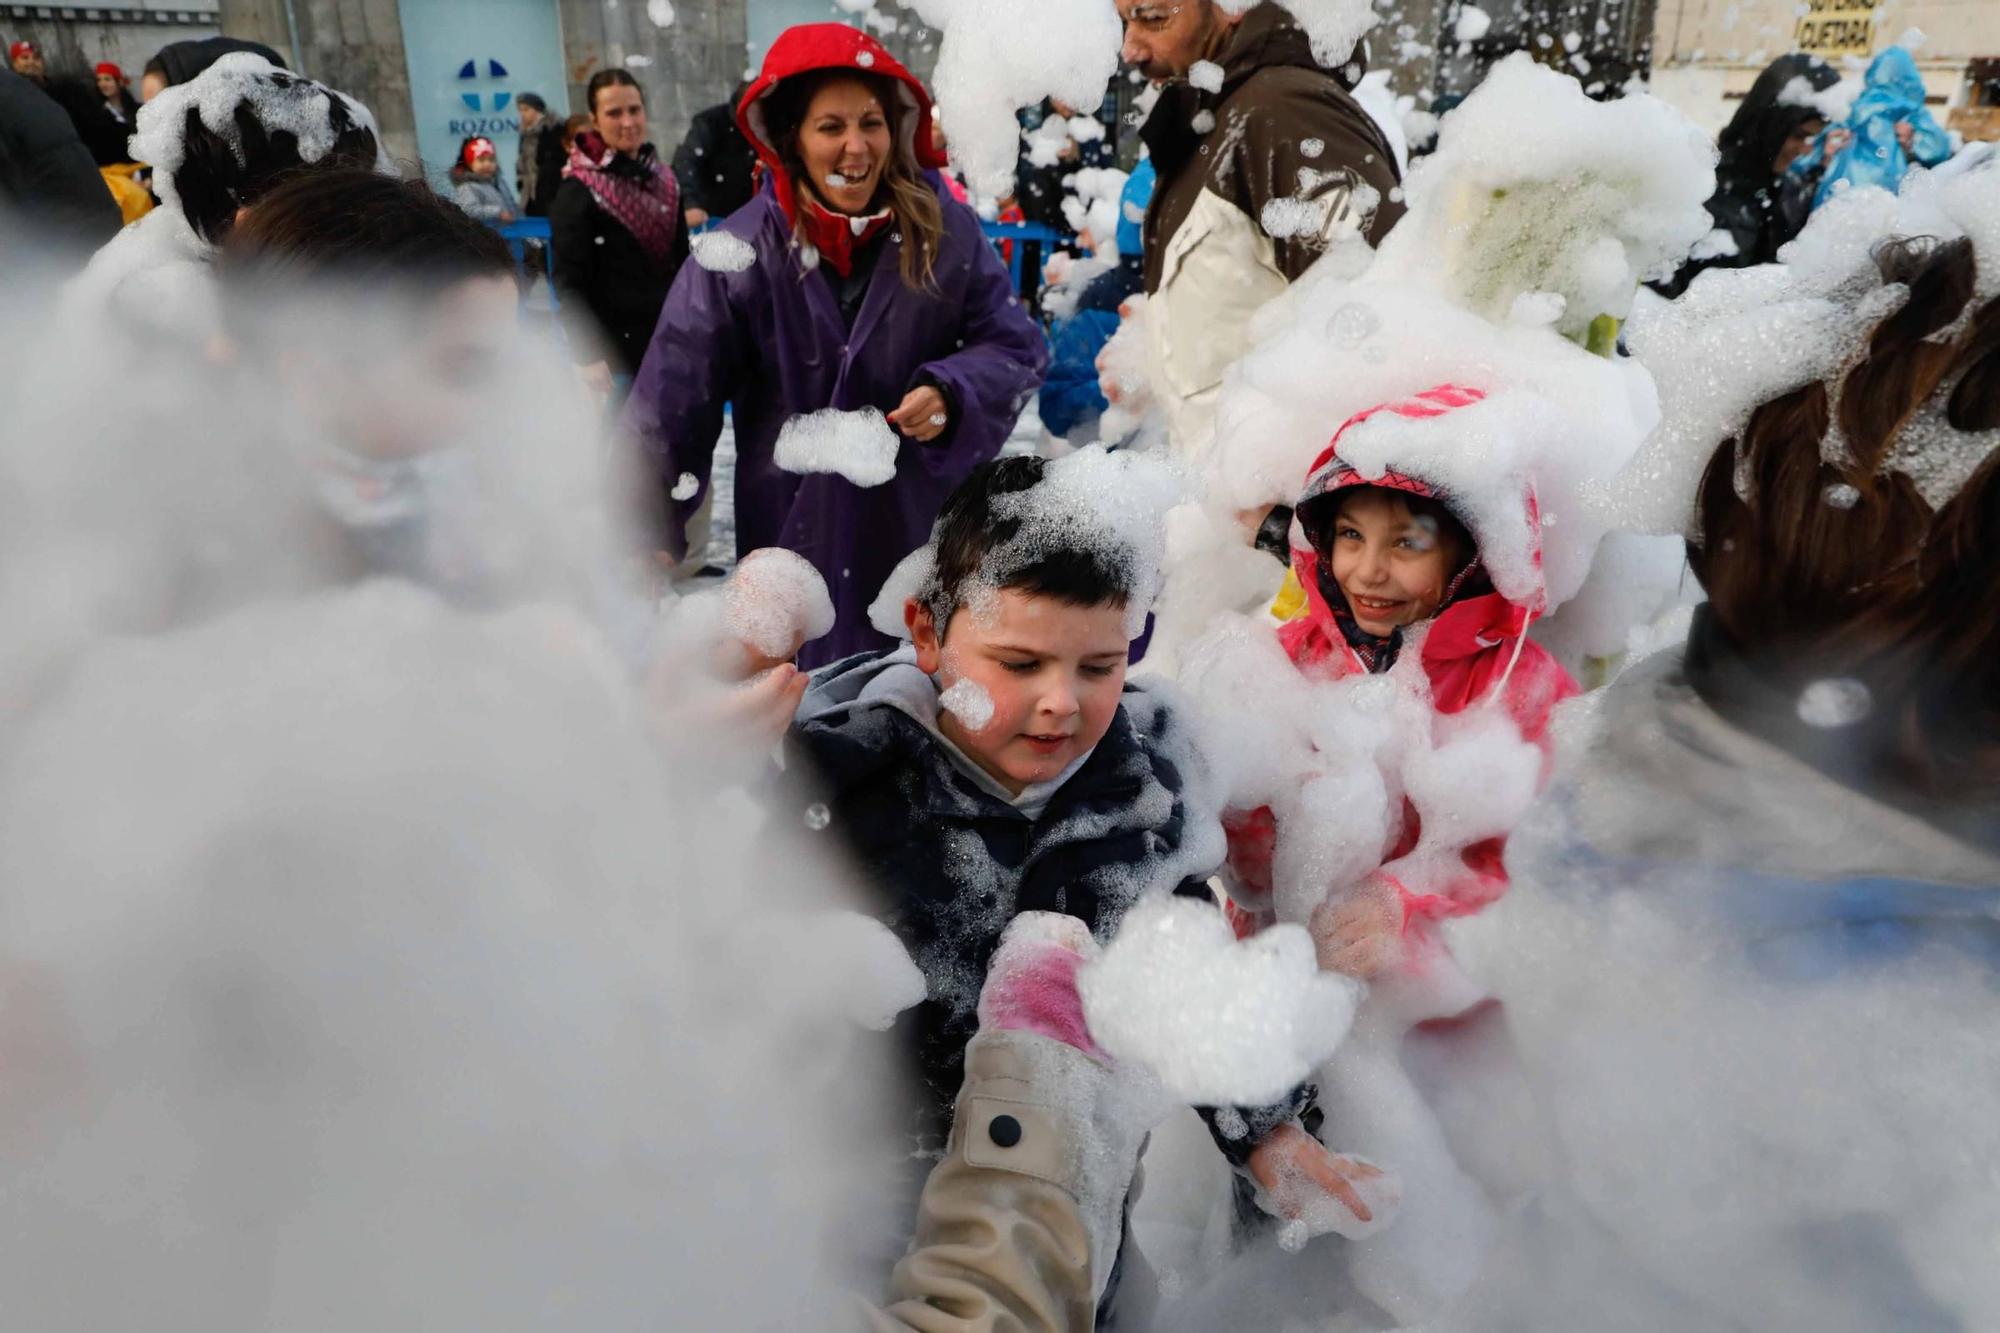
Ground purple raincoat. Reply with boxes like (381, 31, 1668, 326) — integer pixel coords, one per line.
(623, 175, 1048, 669)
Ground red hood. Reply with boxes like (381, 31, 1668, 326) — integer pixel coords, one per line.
(1282, 384, 1567, 718)
(1293, 384, 1550, 619)
(735, 24, 945, 216)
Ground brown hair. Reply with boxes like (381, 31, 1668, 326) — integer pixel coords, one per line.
(219, 168, 512, 291)
(586, 68, 643, 117)
(1687, 234, 2000, 801)
(762, 67, 943, 291)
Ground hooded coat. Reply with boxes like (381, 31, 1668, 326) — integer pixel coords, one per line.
(1223, 387, 1579, 955)
(1657, 53, 1839, 298)
(622, 25, 1047, 669)
(1138, 1, 1404, 460)
(1805, 45, 1952, 207)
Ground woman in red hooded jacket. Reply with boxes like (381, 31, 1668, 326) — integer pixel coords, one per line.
(621, 25, 1046, 669)
(1222, 385, 1580, 988)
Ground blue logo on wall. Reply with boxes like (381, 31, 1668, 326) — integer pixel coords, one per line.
(458, 58, 512, 113)
(448, 58, 518, 138)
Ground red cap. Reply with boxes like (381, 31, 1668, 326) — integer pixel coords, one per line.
(460, 136, 497, 166)
(10, 40, 39, 60)
(95, 61, 125, 81)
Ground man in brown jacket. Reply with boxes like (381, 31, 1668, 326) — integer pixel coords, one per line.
(1116, 0, 1405, 462)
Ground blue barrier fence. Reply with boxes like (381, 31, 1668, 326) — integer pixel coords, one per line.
(979, 220, 1068, 298)
(495, 217, 556, 301)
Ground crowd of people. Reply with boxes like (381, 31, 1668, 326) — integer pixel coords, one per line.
(3, 3, 1998, 1330)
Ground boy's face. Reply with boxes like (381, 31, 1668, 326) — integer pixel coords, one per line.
(908, 589, 1129, 796)
(1325, 489, 1457, 636)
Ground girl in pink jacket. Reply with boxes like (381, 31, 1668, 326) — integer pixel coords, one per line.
(1222, 384, 1578, 975)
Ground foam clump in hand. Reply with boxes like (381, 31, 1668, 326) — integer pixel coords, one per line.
(774, 406, 900, 488)
(723, 548, 836, 660)
(1079, 895, 1361, 1106)
(690, 231, 757, 273)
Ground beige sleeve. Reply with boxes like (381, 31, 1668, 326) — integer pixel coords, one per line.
(855, 1031, 1121, 1333)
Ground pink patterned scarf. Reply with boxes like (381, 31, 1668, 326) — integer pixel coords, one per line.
(564, 130, 680, 270)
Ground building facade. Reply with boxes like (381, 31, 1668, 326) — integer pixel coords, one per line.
(209, 0, 938, 182)
(3, 0, 222, 89)
(1648, 0, 1999, 137)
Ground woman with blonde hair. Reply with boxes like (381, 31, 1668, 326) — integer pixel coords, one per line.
(622, 24, 1045, 668)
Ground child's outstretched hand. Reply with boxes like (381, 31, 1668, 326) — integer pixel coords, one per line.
(1247, 1122, 1400, 1244)
(713, 662, 809, 750)
(642, 654, 805, 755)
(1309, 874, 1405, 980)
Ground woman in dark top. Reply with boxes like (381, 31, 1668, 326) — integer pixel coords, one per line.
(548, 69, 688, 393)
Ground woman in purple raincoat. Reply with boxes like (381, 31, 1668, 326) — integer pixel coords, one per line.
(621, 23, 1047, 669)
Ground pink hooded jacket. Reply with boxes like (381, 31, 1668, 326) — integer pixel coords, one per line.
(1223, 385, 1580, 947)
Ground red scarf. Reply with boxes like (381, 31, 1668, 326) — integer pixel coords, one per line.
(564, 130, 680, 270)
(787, 186, 894, 277)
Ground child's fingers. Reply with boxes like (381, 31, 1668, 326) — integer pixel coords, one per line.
(1304, 1153, 1373, 1223)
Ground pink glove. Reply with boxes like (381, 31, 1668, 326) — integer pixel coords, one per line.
(975, 912, 1105, 1060)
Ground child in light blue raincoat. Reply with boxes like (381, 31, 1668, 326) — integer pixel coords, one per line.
(1794, 46, 1951, 208)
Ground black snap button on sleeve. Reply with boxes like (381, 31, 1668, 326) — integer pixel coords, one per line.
(988, 1114, 1022, 1148)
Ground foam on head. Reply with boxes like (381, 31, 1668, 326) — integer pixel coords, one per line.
(128, 52, 391, 234)
(871, 447, 1185, 642)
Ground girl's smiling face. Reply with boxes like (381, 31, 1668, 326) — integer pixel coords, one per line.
(1325, 488, 1464, 636)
